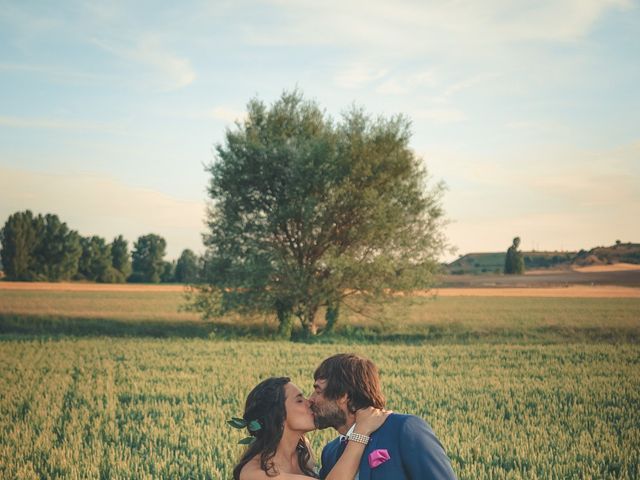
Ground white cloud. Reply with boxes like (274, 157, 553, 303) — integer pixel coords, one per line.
(255, 1, 631, 50)
(413, 108, 467, 124)
(0, 115, 126, 134)
(91, 36, 196, 91)
(376, 70, 436, 95)
(493, 0, 633, 42)
(333, 63, 388, 89)
(0, 63, 111, 85)
(431, 73, 501, 103)
(0, 167, 206, 259)
(505, 120, 546, 130)
(209, 106, 246, 123)
(0, 2, 61, 35)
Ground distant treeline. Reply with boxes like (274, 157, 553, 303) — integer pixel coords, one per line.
(0, 210, 199, 283)
(522, 253, 574, 269)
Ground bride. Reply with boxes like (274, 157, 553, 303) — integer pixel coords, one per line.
(232, 377, 391, 479)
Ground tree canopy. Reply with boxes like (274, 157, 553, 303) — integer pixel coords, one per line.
(110, 235, 131, 282)
(77, 235, 115, 283)
(0, 211, 81, 281)
(175, 249, 199, 283)
(131, 234, 167, 283)
(197, 90, 446, 337)
(0, 211, 187, 284)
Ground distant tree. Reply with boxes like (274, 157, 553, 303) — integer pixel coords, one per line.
(77, 236, 113, 282)
(504, 237, 525, 274)
(174, 249, 199, 283)
(196, 90, 446, 337)
(36, 214, 82, 281)
(110, 235, 131, 282)
(0, 210, 42, 280)
(0, 211, 81, 281)
(130, 234, 167, 283)
(160, 260, 176, 283)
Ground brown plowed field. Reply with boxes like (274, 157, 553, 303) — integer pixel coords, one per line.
(423, 286, 640, 298)
(572, 263, 640, 273)
(0, 282, 187, 292)
(440, 267, 640, 288)
(1, 281, 639, 297)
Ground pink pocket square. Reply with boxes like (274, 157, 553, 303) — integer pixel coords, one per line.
(368, 449, 391, 468)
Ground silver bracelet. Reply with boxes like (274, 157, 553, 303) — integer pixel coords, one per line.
(348, 432, 370, 445)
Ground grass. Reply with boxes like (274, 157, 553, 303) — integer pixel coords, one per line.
(1, 288, 638, 343)
(0, 289, 195, 321)
(0, 286, 638, 478)
(0, 339, 638, 479)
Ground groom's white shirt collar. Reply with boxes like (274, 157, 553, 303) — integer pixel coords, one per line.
(340, 423, 356, 442)
(340, 423, 359, 480)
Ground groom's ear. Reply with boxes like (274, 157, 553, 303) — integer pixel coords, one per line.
(336, 393, 349, 409)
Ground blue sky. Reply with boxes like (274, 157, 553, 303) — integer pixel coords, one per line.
(1, 0, 639, 261)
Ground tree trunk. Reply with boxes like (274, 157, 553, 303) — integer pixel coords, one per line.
(300, 304, 319, 337)
(304, 321, 318, 336)
(276, 301, 294, 339)
(325, 302, 340, 334)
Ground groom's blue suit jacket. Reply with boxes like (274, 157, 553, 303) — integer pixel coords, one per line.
(319, 413, 456, 479)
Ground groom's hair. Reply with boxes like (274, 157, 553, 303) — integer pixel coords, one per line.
(314, 353, 385, 411)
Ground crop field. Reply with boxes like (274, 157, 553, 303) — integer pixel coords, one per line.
(1, 339, 638, 479)
(0, 283, 639, 479)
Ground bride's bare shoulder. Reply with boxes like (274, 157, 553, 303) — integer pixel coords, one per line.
(239, 456, 312, 480)
(238, 456, 262, 480)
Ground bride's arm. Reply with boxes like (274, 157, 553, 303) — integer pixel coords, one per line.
(241, 409, 391, 480)
(321, 433, 368, 479)
(240, 432, 373, 480)
(322, 407, 391, 480)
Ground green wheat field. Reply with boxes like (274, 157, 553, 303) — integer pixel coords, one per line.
(1, 287, 639, 479)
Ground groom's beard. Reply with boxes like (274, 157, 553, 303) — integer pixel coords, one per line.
(313, 402, 347, 430)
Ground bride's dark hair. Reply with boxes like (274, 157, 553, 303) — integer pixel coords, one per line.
(232, 377, 317, 479)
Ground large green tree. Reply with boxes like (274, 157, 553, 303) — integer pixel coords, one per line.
(197, 91, 446, 337)
(130, 234, 167, 283)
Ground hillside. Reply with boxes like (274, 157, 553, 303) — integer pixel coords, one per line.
(447, 242, 640, 275)
(448, 251, 575, 275)
(574, 242, 640, 266)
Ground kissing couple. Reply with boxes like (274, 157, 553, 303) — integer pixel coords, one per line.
(231, 353, 457, 479)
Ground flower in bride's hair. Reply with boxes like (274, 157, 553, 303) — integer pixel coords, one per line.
(248, 420, 262, 432)
(227, 417, 247, 429)
(228, 416, 262, 445)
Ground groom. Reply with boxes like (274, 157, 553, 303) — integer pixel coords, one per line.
(309, 353, 457, 479)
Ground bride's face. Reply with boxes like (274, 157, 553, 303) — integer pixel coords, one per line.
(284, 382, 316, 433)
